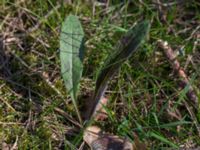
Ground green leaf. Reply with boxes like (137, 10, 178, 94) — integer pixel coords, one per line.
(89, 21, 150, 119)
(148, 131, 179, 148)
(60, 15, 84, 124)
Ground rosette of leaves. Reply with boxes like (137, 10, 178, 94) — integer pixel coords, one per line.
(59, 16, 150, 124)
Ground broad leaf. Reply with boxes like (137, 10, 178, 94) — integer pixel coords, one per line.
(60, 15, 84, 123)
(89, 21, 150, 119)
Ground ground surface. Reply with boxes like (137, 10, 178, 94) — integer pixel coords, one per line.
(0, 0, 200, 149)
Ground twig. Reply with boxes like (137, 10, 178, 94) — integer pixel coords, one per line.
(157, 40, 198, 106)
(158, 39, 200, 136)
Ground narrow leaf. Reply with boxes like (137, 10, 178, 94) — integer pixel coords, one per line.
(89, 21, 150, 119)
(148, 132, 179, 148)
(60, 15, 84, 123)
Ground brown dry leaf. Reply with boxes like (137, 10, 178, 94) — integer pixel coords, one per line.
(2, 142, 9, 150)
(83, 126, 134, 150)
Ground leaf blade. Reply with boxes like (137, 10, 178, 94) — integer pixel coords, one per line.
(89, 21, 150, 119)
(148, 131, 179, 148)
(60, 15, 84, 123)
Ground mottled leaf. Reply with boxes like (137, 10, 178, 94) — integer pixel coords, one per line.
(89, 21, 150, 119)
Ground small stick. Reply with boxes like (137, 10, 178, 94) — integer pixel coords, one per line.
(158, 39, 200, 136)
(157, 40, 198, 106)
